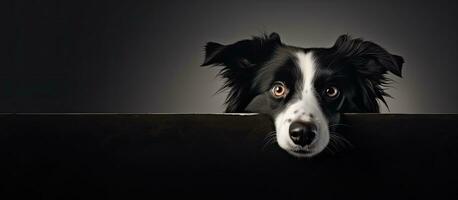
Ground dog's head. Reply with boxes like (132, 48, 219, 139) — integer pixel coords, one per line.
(202, 33, 404, 157)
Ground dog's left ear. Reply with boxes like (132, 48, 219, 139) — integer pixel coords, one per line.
(332, 35, 405, 112)
(332, 35, 404, 78)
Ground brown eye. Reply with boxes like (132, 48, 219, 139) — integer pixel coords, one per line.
(271, 82, 288, 98)
(325, 86, 340, 99)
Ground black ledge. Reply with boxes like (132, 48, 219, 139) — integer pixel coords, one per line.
(1, 113, 457, 199)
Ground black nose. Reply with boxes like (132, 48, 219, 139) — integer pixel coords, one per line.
(289, 121, 317, 146)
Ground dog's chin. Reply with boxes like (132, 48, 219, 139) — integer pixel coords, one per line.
(286, 148, 321, 158)
(280, 139, 329, 158)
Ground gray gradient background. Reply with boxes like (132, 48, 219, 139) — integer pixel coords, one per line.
(7, 0, 458, 113)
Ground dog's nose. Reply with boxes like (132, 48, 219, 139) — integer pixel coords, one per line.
(289, 121, 317, 146)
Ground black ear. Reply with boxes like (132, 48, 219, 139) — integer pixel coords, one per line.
(201, 32, 282, 68)
(332, 35, 405, 112)
(332, 35, 404, 78)
(200, 32, 282, 112)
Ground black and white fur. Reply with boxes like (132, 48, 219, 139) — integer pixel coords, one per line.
(202, 33, 404, 157)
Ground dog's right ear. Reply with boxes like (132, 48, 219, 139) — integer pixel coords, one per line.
(201, 33, 282, 112)
(201, 32, 282, 69)
(202, 42, 226, 66)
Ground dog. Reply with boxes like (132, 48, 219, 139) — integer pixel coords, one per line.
(201, 33, 404, 157)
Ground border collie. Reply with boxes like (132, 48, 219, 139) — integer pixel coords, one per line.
(201, 33, 404, 157)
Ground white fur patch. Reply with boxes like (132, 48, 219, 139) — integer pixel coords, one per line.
(274, 51, 329, 157)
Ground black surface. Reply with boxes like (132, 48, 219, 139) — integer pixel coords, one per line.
(1, 114, 458, 199)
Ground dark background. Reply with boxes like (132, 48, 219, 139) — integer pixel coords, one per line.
(6, 0, 458, 113)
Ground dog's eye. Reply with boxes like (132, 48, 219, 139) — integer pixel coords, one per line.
(271, 81, 288, 99)
(324, 86, 340, 99)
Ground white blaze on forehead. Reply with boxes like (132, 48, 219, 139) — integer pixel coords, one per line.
(291, 51, 324, 123)
(295, 51, 316, 95)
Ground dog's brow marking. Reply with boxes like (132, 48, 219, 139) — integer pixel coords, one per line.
(295, 51, 316, 98)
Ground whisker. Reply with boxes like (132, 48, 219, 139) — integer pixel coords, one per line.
(262, 137, 277, 150)
(325, 146, 335, 155)
(326, 132, 354, 156)
(263, 131, 276, 140)
(325, 139, 337, 155)
(330, 135, 344, 152)
(328, 123, 351, 128)
(262, 131, 277, 150)
(330, 132, 354, 148)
